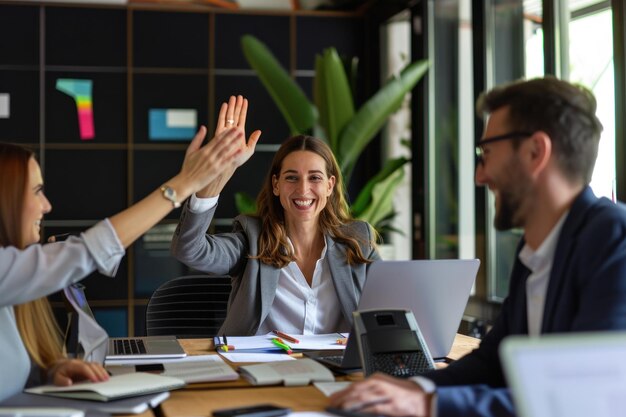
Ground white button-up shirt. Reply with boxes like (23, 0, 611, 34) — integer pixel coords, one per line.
(518, 212, 568, 336)
(257, 240, 347, 335)
(189, 193, 347, 335)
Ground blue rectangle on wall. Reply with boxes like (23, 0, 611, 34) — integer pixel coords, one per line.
(149, 108, 196, 140)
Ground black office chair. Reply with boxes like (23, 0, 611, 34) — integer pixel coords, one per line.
(146, 275, 231, 338)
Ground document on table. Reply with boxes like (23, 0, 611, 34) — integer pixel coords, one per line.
(224, 333, 349, 351)
(106, 355, 238, 383)
(219, 352, 296, 363)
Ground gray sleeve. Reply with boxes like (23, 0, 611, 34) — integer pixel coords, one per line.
(171, 203, 249, 276)
(0, 219, 125, 307)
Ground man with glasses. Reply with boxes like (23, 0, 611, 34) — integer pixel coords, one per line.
(329, 76, 626, 417)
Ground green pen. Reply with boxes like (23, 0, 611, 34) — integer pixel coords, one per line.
(271, 338, 293, 354)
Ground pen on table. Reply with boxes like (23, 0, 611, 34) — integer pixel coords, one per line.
(273, 330, 300, 344)
(336, 332, 348, 345)
(219, 344, 235, 351)
(213, 334, 234, 352)
(271, 338, 293, 354)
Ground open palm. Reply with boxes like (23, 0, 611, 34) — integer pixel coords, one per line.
(215, 95, 261, 167)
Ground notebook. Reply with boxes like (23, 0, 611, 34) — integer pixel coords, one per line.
(2, 390, 170, 415)
(307, 259, 479, 369)
(25, 372, 185, 402)
(64, 284, 186, 362)
(500, 332, 626, 417)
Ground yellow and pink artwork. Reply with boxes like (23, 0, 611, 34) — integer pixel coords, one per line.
(56, 78, 95, 140)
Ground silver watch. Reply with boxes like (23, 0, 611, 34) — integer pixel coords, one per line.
(160, 185, 181, 208)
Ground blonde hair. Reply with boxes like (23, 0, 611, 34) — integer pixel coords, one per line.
(14, 300, 65, 368)
(254, 135, 375, 268)
(0, 143, 65, 369)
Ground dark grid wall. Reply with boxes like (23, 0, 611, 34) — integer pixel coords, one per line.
(0, 2, 366, 336)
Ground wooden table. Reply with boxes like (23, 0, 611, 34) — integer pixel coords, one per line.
(134, 334, 480, 417)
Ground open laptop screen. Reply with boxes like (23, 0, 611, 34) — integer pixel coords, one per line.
(500, 333, 626, 417)
(358, 259, 479, 359)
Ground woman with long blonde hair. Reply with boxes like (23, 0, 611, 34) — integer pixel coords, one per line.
(172, 96, 380, 336)
(0, 119, 255, 401)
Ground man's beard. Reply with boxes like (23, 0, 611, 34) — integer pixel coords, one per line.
(494, 188, 521, 230)
(494, 162, 530, 231)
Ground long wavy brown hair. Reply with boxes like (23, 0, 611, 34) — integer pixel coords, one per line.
(254, 135, 375, 268)
(0, 143, 64, 369)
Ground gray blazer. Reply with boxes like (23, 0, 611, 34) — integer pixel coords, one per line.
(171, 203, 380, 335)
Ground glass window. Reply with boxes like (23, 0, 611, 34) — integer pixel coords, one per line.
(568, 4, 615, 200)
(428, 0, 476, 260)
(486, 0, 535, 301)
(486, 0, 616, 301)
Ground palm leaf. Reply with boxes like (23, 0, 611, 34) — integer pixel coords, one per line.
(234, 192, 257, 215)
(241, 35, 316, 134)
(313, 55, 329, 142)
(338, 59, 429, 180)
(356, 168, 405, 229)
(315, 48, 355, 153)
(351, 156, 409, 217)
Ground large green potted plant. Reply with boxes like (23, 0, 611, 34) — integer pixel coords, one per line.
(236, 35, 429, 234)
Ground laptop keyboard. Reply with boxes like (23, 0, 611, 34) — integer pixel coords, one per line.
(320, 354, 344, 365)
(113, 338, 147, 355)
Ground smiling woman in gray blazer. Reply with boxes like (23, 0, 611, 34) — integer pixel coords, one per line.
(171, 97, 380, 336)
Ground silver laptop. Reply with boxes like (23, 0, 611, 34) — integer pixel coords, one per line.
(500, 333, 626, 417)
(360, 259, 479, 359)
(308, 259, 479, 369)
(64, 283, 186, 361)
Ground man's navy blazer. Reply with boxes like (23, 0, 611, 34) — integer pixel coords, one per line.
(423, 187, 626, 416)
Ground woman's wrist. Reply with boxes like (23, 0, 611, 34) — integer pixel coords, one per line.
(165, 175, 194, 204)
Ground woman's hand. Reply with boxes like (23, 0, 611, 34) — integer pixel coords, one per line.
(215, 95, 261, 168)
(193, 95, 261, 198)
(175, 125, 243, 198)
(49, 358, 110, 386)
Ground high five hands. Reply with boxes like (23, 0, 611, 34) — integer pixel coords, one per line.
(194, 95, 261, 198)
(215, 95, 262, 168)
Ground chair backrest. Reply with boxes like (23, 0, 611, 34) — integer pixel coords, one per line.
(146, 275, 231, 338)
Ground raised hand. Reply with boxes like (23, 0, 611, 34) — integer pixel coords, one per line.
(215, 95, 261, 168)
(179, 125, 243, 196)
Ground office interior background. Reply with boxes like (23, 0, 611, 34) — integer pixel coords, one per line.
(0, 0, 624, 338)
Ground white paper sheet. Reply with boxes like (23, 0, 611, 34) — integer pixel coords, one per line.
(106, 355, 238, 383)
(219, 352, 296, 363)
(225, 333, 348, 351)
(105, 353, 221, 366)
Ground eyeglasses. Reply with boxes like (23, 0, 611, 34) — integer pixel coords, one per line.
(475, 131, 533, 165)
